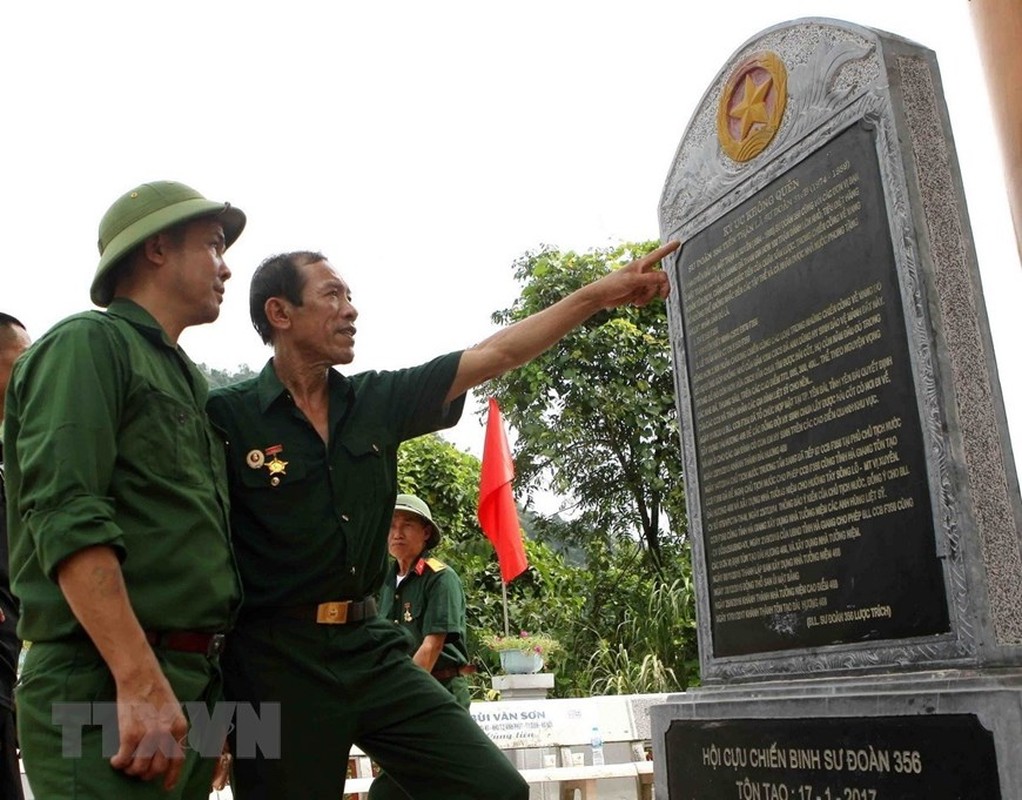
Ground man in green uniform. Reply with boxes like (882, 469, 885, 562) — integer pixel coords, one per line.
(371, 494, 473, 800)
(4, 181, 245, 798)
(379, 494, 472, 708)
(207, 241, 677, 799)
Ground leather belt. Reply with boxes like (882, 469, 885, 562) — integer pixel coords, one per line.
(431, 664, 477, 682)
(275, 597, 378, 625)
(145, 630, 226, 658)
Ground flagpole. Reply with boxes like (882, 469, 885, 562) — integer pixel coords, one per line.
(501, 580, 510, 637)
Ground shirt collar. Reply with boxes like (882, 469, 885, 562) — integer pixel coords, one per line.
(105, 298, 177, 349)
(105, 298, 209, 405)
(255, 358, 353, 415)
(255, 358, 287, 413)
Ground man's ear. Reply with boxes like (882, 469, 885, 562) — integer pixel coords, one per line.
(264, 297, 292, 333)
(142, 233, 171, 265)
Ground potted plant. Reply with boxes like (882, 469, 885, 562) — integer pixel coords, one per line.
(483, 630, 561, 674)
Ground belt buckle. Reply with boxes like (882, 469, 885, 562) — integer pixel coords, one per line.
(207, 633, 226, 658)
(316, 601, 350, 624)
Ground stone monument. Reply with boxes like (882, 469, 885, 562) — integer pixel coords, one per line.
(654, 17, 1022, 799)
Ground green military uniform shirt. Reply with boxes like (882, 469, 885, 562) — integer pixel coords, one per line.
(379, 554, 469, 673)
(206, 352, 464, 609)
(3, 299, 241, 641)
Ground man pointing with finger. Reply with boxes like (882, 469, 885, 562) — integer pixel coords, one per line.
(208, 239, 678, 798)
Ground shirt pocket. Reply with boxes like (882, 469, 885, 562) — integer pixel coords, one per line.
(234, 454, 313, 543)
(337, 429, 393, 511)
(125, 387, 210, 487)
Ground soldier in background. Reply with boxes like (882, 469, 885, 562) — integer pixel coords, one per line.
(380, 494, 474, 706)
(371, 493, 475, 799)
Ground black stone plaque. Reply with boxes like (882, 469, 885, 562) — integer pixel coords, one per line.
(675, 120, 948, 656)
(665, 715, 1001, 799)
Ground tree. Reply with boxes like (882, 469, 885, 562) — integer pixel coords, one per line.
(484, 241, 687, 572)
(197, 362, 258, 389)
(396, 433, 699, 699)
(396, 435, 584, 693)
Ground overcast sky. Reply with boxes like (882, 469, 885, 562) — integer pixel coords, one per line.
(3, 1, 1019, 471)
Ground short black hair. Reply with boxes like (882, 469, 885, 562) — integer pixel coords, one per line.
(0, 313, 26, 331)
(0, 312, 26, 349)
(249, 251, 326, 344)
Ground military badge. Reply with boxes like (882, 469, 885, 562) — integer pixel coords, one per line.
(403, 603, 413, 622)
(717, 51, 787, 163)
(265, 444, 288, 477)
(248, 443, 288, 486)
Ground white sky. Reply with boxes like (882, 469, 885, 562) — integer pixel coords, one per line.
(3, 1, 1020, 473)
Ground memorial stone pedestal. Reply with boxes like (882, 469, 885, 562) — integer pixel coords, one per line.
(492, 672, 555, 700)
(654, 17, 1022, 799)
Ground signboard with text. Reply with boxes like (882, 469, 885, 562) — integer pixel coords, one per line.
(467, 696, 636, 749)
(675, 121, 948, 656)
(665, 715, 1000, 799)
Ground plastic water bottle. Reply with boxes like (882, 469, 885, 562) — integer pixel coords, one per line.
(590, 725, 605, 766)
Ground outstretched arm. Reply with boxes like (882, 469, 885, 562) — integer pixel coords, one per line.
(445, 241, 679, 402)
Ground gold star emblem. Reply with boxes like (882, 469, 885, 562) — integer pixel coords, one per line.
(267, 456, 288, 476)
(717, 51, 787, 162)
(730, 74, 773, 139)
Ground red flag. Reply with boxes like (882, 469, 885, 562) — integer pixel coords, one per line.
(478, 397, 528, 583)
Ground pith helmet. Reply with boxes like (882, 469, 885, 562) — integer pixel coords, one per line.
(91, 180, 247, 307)
(394, 493, 442, 549)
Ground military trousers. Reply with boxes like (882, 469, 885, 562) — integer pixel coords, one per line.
(17, 640, 224, 800)
(223, 616, 528, 800)
(368, 674, 472, 800)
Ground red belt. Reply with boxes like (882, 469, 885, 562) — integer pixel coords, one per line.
(145, 630, 226, 658)
(431, 664, 477, 682)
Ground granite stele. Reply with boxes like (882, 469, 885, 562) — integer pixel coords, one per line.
(653, 17, 1022, 800)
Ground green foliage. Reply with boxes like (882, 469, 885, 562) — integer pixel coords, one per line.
(395, 433, 583, 694)
(397, 434, 482, 545)
(393, 238, 703, 696)
(482, 631, 562, 656)
(535, 532, 698, 697)
(585, 574, 700, 695)
(483, 242, 687, 572)
(197, 362, 258, 389)
(396, 432, 698, 699)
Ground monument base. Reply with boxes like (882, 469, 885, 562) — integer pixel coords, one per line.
(651, 669, 1022, 798)
(491, 672, 555, 700)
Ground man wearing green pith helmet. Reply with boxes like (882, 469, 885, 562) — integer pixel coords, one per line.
(370, 494, 473, 800)
(4, 181, 245, 798)
(380, 494, 472, 708)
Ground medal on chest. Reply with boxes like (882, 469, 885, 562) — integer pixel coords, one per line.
(246, 443, 288, 487)
(403, 602, 413, 623)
